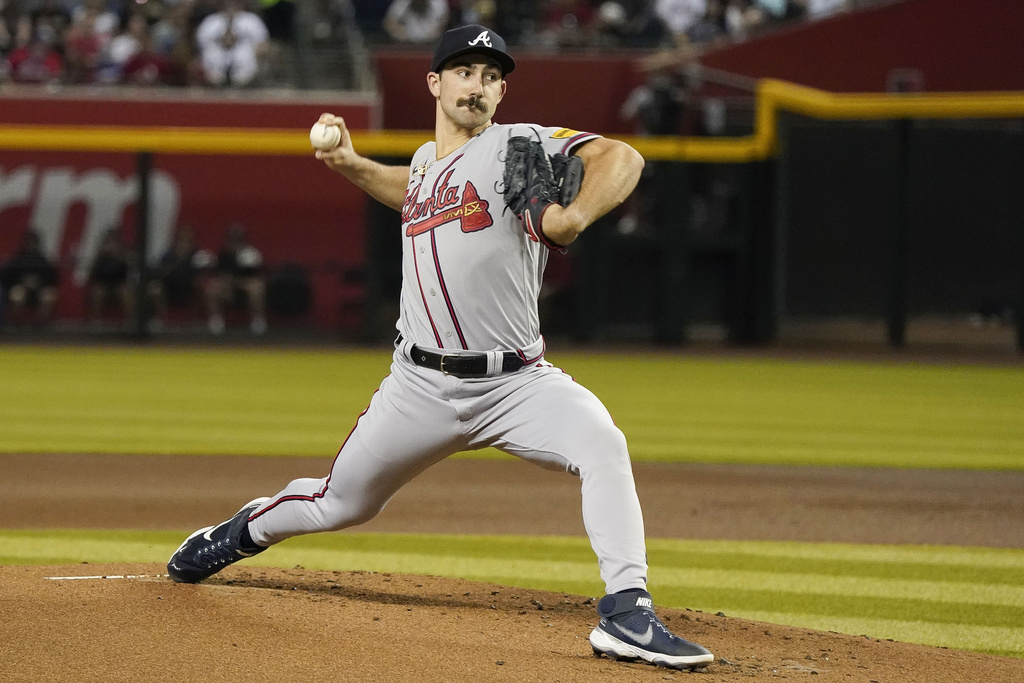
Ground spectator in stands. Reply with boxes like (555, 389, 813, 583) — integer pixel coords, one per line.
(0, 1, 24, 60)
(98, 11, 149, 83)
(204, 223, 267, 335)
(63, 4, 104, 83)
(592, 1, 629, 48)
(686, 0, 729, 44)
(0, 230, 59, 326)
(617, 68, 687, 235)
(754, 0, 785, 21)
(71, 0, 121, 42)
(86, 228, 136, 327)
(29, 0, 71, 42)
(382, 0, 448, 44)
(722, 0, 771, 40)
(804, 0, 848, 18)
(448, 0, 498, 32)
(594, 0, 673, 49)
(195, 0, 270, 87)
(122, 26, 177, 85)
(152, 0, 202, 86)
(539, 0, 596, 48)
(148, 225, 210, 331)
(4, 25, 62, 83)
(655, 0, 706, 46)
(152, 1, 186, 54)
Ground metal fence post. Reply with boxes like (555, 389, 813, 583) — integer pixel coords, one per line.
(887, 119, 913, 348)
(134, 151, 152, 339)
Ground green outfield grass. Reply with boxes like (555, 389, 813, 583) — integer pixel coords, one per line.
(1, 346, 1022, 468)
(3, 530, 1022, 659)
(3, 346, 1022, 659)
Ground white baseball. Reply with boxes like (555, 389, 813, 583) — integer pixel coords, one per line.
(310, 122, 341, 151)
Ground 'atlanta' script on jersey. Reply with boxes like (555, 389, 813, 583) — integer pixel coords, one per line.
(403, 169, 493, 237)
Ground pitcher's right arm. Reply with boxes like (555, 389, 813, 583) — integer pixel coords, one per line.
(314, 113, 409, 212)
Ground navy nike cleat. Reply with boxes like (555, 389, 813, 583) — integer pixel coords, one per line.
(589, 589, 714, 670)
(167, 497, 269, 583)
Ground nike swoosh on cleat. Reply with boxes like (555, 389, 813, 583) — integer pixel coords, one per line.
(612, 621, 654, 646)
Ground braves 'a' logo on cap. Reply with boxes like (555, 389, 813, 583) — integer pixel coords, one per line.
(467, 30, 492, 48)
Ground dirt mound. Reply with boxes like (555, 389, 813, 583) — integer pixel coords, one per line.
(3, 563, 1022, 682)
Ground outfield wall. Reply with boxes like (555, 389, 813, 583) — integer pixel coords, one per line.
(0, 91, 379, 328)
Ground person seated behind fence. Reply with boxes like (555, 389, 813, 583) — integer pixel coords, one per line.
(86, 228, 136, 327)
(62, 4, 105, 84)
(122, 26, 179, 86)
(0, 230, 59, 326)
(5, 26, 63, 84)
(383, 0, 449, 44)
(205, 223, 267, 335)
(95, 11, 149, 83)
(147, 225, 211, 331)
(195, 0, 270, 87)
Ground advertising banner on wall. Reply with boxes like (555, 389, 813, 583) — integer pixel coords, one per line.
(0, 92, 379, 329)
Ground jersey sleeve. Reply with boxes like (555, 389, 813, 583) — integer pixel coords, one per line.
(535, 125, 601, 157)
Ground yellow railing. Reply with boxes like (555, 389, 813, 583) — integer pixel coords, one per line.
(638, 79, 1024, 163)
(1, 79, 1023, 162)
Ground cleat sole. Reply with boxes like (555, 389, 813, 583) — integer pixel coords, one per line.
(589, 626, 713, 670)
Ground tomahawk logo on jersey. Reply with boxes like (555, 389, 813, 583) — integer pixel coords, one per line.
(403, 171, 493, 237)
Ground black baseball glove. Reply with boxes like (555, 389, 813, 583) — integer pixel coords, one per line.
(503, 136, 584, 248)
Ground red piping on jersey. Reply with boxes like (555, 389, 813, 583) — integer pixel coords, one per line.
(406, 152, 466, 349)
(432, 154, 463, 191)
(430, 227, 468, 349)
(520, 336, 546, 365)
(248, 389, 380, 520)
(560, 132, 597, 155)
(412, 233, 444, 347)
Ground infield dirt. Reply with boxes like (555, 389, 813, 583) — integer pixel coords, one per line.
(2, 455, 1023, 682)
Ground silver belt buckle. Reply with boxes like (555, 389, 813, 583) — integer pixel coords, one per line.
(439, 354, 456, 375)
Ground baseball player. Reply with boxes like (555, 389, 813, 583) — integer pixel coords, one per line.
(168, 24, 714, 671)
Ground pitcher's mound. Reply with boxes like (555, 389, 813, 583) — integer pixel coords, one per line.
(3, 563, 1020, 682)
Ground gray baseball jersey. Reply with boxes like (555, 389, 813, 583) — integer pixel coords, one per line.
(247, 122, 649, 596)
(398, 123, 597, 352)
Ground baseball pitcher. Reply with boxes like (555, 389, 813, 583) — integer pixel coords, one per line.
(168, 24, 714, 671)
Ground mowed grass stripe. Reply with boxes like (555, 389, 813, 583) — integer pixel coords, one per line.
(735, 611, 1024, 659)
(2, 346, 1023, 468)
(647, 549, 1024, 585)
(2, 530, 1022, 656)
(656, 585, 1022, 629)
(648, 538, 1024, 568)
(648, 566, 1024, 608)
(6, 532, 1020, 615)
(577, 355, 1024, 469)
(636, 442, 1024, 469)
(629, 411, 1024, 437)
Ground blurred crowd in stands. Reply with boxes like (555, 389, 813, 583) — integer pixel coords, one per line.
(0, 0, 855, 89)
(0, 0, 287, 87)
(375, 0, 852, 49)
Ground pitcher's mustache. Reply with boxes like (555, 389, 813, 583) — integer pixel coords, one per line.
(457, 95, 487, 112)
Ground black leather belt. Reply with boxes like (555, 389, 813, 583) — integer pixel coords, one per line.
(399, 335, 526, 378)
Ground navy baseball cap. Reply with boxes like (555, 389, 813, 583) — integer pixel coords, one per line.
(430, 24, 516, 76)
